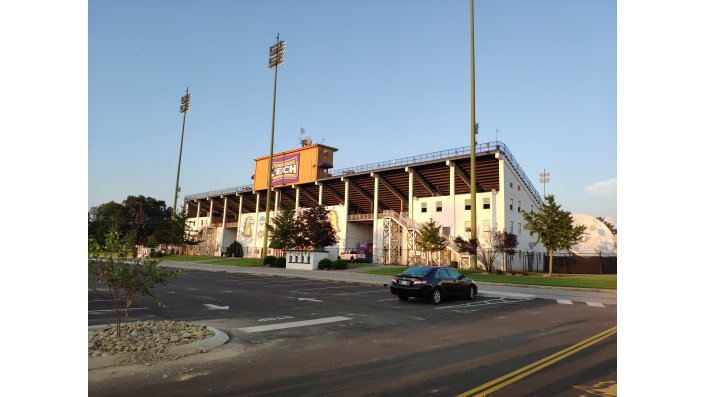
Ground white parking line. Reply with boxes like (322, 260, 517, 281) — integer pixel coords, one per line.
(293, 285, 366, 292)
(238, 316, 352, 333)
(333, 290, 387, 296)
(435, 298, 530, 309)
(557, 299, 573, 305)
(88, 307, 148, 315)
(586, 301, 605, 307)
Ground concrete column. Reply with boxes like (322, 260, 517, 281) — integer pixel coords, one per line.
(372, 174, 379, 263)
(220, 197, 228, 253)
(208, 199, 214, 226)
(222, 197, 228, 225)
(294, 186, 300, 212)
(196, 201, 202, 229)
(343, 178, 350, 249)
(407, 170, 414, 219)
(318, 183, 323, 206)
(274, 189, 280, 217)
(449, 162, 456, 237)
(254, 192, 261, 256)
(237, 194, 243, 242)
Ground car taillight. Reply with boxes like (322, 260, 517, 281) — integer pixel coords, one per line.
(413, 280, 427, 285)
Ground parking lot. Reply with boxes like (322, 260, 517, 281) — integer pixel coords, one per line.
(89, 269, 617, 397)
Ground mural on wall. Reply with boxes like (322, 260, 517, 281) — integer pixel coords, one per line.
(328, 209, 341, 233)
(242, 216, 255, 237)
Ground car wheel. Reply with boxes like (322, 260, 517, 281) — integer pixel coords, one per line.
(398, 295, 409, 301)
(466, 286, 477, 300)
(431, 288, 442, 305)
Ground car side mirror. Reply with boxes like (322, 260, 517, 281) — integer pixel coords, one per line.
(457, 275, 464, 280)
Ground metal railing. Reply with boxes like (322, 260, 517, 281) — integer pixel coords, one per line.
(184, 184, 253, 201)
(183, 141, 542, 206)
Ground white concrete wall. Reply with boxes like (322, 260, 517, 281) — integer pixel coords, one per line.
(345, 222, 373, 250)
(499, 158, 545, 252)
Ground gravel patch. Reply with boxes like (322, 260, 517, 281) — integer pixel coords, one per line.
(89, 320, 214, 366)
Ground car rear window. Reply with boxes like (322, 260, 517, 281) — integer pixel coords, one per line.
(401, 267, 432, 277)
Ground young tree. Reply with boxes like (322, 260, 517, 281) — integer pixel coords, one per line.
(295, 205, 338, 250)
(521, 195, 587, 276)
(476, 230, 502, 272)
(496, 231, 519, 271)
(267, 202, 298, 250)
(89, 227, 182, 331)
(453, 236, 478, 268)
(418, 219, 448, 266)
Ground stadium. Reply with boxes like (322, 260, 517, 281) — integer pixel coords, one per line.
(182, 139, 552, 271)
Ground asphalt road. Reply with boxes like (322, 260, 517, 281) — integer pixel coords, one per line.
(88, 268, 617, 397)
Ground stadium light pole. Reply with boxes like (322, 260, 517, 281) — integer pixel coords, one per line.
(539, 169, 550, 198)
(173, 88, 191, 216)
(262, 34, 286, 258)
(469, 0, 478, 268)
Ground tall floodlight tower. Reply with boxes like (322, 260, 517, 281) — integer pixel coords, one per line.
(173, 88, 191, 216)
(262, 34, 286, 258)
(539, 169, 550, 198)
(469, 0, 478, 268)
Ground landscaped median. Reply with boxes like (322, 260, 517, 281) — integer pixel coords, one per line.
(365, 267, 617, 290)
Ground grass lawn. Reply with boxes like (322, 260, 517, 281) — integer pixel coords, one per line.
(365, 267, 616, 290)
(161, 255, 220, 262)
(200, 258, 265, 267)
(346, 262, 377, 269)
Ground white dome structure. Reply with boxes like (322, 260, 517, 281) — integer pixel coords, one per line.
(570, 214, 616, 255)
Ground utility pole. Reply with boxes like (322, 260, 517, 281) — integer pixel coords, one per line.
(470, 0, 478, 268)
(173, 88, 191, 216)
(262, 34, 286, 258)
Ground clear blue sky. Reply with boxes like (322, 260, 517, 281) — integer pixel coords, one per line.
(89, 0, 616, 225)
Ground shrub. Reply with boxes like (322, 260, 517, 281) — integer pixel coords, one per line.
(226, 241, 244, 257)
(318, 258, 333, 270)
(148, 250, 163, 258)
(332, 259, 348, 270)
(496, 269, 504, 275)
(263, 255, 277, 266)
(274, 256, 287, 268)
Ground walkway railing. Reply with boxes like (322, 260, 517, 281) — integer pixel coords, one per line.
(183, 141, 542, 206)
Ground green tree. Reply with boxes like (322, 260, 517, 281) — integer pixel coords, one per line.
(88, 201, 129, 246)
(267, 202, 298, 249)
(521, 195, 587, 276)
(418, 219, 448, 266)
(294, 204, 338, 250)
(123, 195, 170, 245)
(453, 236, 478, 268)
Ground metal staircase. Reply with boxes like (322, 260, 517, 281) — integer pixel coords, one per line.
(381, 210, 464, 266)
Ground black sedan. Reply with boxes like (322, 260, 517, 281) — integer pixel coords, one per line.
(390, 266, 478, 304)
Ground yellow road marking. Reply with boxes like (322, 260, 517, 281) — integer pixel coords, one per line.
(457, 326, 617, 397)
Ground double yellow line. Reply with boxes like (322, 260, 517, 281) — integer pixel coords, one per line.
(457, 326, 617, 397)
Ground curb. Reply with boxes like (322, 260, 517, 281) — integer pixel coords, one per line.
(473, 281, 617, 294)
(160, 260, 616, 294)
(88, 324, 229, 370)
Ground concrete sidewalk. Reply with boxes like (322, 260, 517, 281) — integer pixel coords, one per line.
(160, 260, 617, 305)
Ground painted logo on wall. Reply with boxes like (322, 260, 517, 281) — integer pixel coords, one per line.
(271, 153, 300, 186)
(328, 209, 341, 233)
(242, 216, 255, 237)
